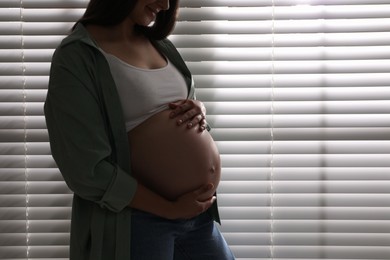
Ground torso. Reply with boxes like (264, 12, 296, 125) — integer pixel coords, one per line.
(128, 109, 221, 201)
(86, 25, 220, 201)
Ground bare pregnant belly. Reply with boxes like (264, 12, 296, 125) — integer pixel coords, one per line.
(128, 109, 221, 201)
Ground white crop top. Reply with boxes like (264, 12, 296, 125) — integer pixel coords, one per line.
(100, 49, 188, 132)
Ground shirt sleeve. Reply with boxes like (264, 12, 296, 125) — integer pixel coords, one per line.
(44, 47, 137, 213)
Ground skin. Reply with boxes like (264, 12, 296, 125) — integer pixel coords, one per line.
(85, 0, 215, 219)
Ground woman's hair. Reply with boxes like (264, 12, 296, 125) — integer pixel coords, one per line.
(73, 0, 179, 40)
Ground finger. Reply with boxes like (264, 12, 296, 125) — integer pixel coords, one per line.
(184, 110, 205, 128)
(197, 196, 217, 213)
(169, 100, 205, 125)
(169, 100, 185, 109)
(188, 113, 206, 129)
(184, 195, 216, 219)
(195, 183, 214, 196)
(199, 119, 207, 132)
(178, 100, 202, 114)
(169, 100, 187, 118)
(194, 111, 207, 130)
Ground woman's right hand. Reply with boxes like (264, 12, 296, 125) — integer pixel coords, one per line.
(167, 183, 216, 220)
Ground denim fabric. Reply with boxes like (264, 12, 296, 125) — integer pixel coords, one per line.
(130, 209, 235, 260)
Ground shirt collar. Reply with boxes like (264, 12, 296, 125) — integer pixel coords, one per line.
(60, 23, 99, 49)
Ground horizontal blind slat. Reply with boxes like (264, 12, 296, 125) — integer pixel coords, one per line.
(206, 101, 390, 114)
(179, 46, 390, 61)
(177, 5, 390, 21)
(217, 194, 390, 207)
(216, 141, 390, 154)
(171, 32, 390, 47)
(193, 74, 390, 88)
(180, 0, 390, 6)
(220, 154, 390, 167)
(174, 19, 390, 34)
(187, 61, 390, 74)
(0, 220, 70, 233)
(199, 87, 390, 102)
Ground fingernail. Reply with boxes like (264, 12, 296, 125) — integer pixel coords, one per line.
(187, 122, 193, 128)
(177, 119, 183, 125)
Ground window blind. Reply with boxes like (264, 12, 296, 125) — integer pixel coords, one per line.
(0, 0, 389, 259)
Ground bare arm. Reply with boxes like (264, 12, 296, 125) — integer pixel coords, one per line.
(129, 182, 216, 220)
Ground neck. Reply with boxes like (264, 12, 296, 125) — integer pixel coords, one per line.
(85, 19, 144, 44)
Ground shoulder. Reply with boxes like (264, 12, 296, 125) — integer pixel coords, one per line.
(48, 29, 104, 96)
(52, 42, 94, 69)
(52, 24, 101, 68)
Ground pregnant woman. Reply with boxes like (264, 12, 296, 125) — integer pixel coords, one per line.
(44, 0, 234, 259)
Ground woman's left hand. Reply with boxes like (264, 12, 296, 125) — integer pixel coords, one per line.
(169, 99, 207, 132)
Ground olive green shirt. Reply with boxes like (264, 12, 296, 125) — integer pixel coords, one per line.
(44, 24, 219, 260)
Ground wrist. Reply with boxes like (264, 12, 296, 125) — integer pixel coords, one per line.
(129, 182, 176, 219)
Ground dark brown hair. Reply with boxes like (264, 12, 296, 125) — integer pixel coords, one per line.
(74, 0, 179, 40)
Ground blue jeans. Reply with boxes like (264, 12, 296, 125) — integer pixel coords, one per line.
(130, 209, 235, 260)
